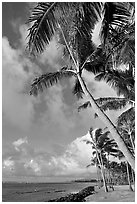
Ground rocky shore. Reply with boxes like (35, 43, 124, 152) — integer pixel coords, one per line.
(48, 186, 95, 202)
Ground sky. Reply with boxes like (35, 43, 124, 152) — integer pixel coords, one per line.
(2, 2, 122, 183)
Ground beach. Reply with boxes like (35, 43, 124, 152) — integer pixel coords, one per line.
(86, 185, 135, 202)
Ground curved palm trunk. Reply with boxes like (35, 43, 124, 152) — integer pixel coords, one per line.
(96, 151, 108, 192)
(126, 161, 133, 191)
(77, 74, 135, 170)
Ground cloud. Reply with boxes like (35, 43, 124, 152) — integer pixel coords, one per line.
(92, 20, 102, 46)
(38, 37, 65, 70)
(3, 134, 96, 180)
(82, 70, 117, 99)
(2, 36, 40, 130)
(3, 157, 15, 169)
(24, 159, 41, 174)
(13, 137, 28, 151)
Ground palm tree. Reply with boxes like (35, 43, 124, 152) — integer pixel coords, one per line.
(117, 107, 135, 154)
(81, 10, 135, 117)
(84, 128, 109, 192)
(126, 161, 133, 191)
(84, 127, 119, 192)
(117, 151, 134, 191)
(27, 2, 135, 169)
(86, 156, 102, 189)
(117, 110, 135, 191)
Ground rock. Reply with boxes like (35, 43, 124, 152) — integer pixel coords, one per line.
(48, 186, 95, 202)
(78, 186, 95, 198)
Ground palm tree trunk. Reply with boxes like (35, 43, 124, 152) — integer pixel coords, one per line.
(131, 168, 135, 191)
(77, 73, 135, 170)
(126, 161, 133, 191)
(129, 131, 135, 152)
(107, 154, 114, 191)
(96, 151, 108, 192)
(96, 164, 100, 188)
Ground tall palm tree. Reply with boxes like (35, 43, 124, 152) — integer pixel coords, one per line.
(86, 156, 102, 188)
(84, 128, 109, 192)
(84, 127, 119, 192)
(27, 2, 135, 169)
(118, 151, 134, 191)
(126, 161, 133, 191)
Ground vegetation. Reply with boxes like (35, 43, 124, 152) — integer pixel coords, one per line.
(27, 2, 135, 170)
(84, 127, 120, 192)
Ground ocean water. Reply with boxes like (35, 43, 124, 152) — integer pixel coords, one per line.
(2, 182, 97, 202)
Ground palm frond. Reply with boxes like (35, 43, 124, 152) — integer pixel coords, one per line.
(94, 113, 98, 119)
(72, 78, 84, 99)
(98, 98, 129, 112)
(97, 131, 110, 148)
(86, 163, 94, 168)
(27, 2, 58, 53)
(78, 97, 131, 113)
(78, 101, 91, 112)
(117, 107, 135, 127)
(110, 23, 135, 69)
(95, 69, 135, 98)
(83, 46, 107, 74)
(83, 139, 94, 146)
(30, 67, 76, 96)
(100, 2, 131, 43)
(27, 2, 102, 55)
(27, 2, 78, 53)
(92, 150, 97, 156)
(75, 3, 102, 67)
(96, 97, 127, 105)
(94, 128, 103, 143)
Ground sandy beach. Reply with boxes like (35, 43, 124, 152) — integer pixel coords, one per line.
(86, 185, 135, 202)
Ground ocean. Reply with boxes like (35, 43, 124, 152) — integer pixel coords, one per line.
(2, 182, 97, 202)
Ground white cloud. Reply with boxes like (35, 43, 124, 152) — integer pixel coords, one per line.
(92, 20, 102, 46)
(42, 84, 75, 130)
(24, 159, 41, 174)
(82, 70, 117, 99)
(13, 137, 28, 151)
(38, 37, 64, 70)
(3, 157, 15, 175)
(2, 36, 40, 130)
(3, 157, 15, 168)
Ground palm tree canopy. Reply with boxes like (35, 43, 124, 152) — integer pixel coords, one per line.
(100, 2, 132, 44)
(88, 128, 119, 156)
(27, 2, 102, 54)
(27, 2, 134, 99)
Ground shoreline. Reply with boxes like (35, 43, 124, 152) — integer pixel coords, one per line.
(48, 185, 135, 202)
(2, 182, 135, 202)
(48, 186, 95, 202)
